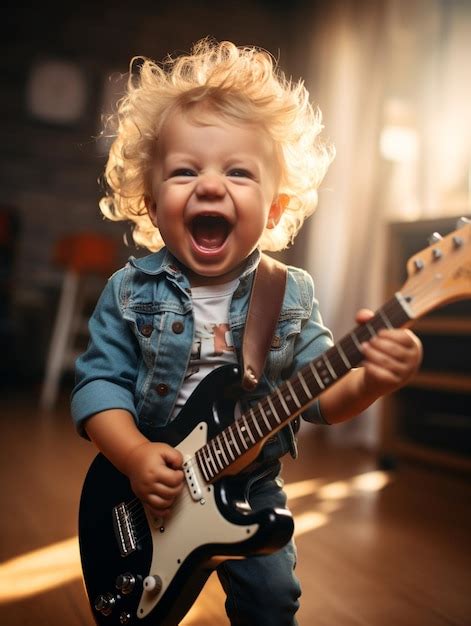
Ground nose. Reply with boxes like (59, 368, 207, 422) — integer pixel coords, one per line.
(194, 172, 226, 199)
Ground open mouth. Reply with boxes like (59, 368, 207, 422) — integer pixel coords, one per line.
(190, 215, 232, 250)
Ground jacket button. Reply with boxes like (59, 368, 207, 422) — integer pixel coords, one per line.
(172, 321, 184, 334)
(156, 383, 169, 396)
(271, 335, 281, 348)
(140, 324, 153, 337)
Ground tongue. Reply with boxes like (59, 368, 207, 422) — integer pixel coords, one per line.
(192, 217, 228, 249)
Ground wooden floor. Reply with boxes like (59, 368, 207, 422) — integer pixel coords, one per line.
(1, 388, 470, 626)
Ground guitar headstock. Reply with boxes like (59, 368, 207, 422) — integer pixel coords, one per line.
(401, 216, 471, 319)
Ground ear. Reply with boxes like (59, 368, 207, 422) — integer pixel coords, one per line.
(267, 194, 289, 229)
(145, 195, 158, 227)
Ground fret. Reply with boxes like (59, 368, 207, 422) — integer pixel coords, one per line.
(250, 407, 264, 437)
(259, 402, 273, 430)
(196, 449, 211, 482)
(323, 353, 337, 380)
(336, 342, 351, 368)
(222, 429, 235, 461)
(275, 387, 290, 415)
(309, 361, 325, 389)
(297, 370, 312, 399)
(204, 446, 218, 476)
(242, 414, 256, 444)
(267, 396, 281, 424)
(215, 433, 229, 465)
(350, 332, 362, 351)
(369, 314, 385, 333)
(287, 380, 301, 408)
(357, 323, 373, 344)
(235, 419, 249, 450)
(211, 439, 224, 470)
(201, 447, 215, 480)
(339, 334, 363, 367)
(228, 426, 241, 456)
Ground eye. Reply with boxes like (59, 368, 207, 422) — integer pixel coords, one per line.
(170, 168, 196, 177)
(227, 168, 253, 179)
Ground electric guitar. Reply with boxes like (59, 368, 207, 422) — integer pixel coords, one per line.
(79, 218, 471, 626)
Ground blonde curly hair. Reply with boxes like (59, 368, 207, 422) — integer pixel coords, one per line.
(100, 38, 334, 251)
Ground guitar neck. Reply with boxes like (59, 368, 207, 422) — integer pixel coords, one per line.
(195, 292, 413, 483)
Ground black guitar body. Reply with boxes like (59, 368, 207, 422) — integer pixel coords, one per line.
(79, 365, 294, 626)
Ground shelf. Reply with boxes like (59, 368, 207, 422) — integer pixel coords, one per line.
(381, 216, 471, 473)
(383, 439, 471, 473)
(409, 371, 471, 393)
(413, 317, 471, 334)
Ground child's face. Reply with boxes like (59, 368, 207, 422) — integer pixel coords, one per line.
(146, 110, 284, 286)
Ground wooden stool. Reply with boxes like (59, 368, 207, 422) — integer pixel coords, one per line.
(39, 232, 118, 411)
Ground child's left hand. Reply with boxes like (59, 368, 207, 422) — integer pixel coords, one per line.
(356, 308, 423, 396)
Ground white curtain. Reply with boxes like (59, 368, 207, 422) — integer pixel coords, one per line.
(286, 0, 471, 447)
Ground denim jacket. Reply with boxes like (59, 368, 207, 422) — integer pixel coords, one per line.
(71, 247, 333, 461)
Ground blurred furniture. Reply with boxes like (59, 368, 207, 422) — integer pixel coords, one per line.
(380, 216, 471, 473)
(39, 232, 118, 411)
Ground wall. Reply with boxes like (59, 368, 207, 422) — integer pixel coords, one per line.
(1, 1, 308, 380)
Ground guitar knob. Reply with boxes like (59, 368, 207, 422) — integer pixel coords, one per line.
(94, 592, 116, 616)
(115, 572, 136, 595)
(143, 575, 163, 595)
(428, 232, 442, 245)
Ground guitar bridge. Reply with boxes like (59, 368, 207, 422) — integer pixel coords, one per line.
(112, 502, 137, 557)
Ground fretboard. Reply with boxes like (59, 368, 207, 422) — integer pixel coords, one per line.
(195, 292, 412, 483)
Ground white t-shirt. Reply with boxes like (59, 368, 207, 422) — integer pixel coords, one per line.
(172, 279, 239, 417)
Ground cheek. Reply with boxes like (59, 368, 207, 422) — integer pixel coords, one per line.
(156, 188, 185, 221)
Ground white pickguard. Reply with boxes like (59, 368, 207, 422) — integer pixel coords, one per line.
(137, 422, 259, 619)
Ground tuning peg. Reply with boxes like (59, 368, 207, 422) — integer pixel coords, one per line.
(428, 232, 443, 245)
(456, 216, 470, 229)
(414, 259, 424, 271)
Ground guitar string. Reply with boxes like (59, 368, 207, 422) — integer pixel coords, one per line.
(124, 300, 408, 512)
(123, 299, 411, 519)
(121, 295, 418, 541)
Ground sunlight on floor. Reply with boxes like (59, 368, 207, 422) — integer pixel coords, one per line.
(0, 470, 393, 604)
(0, 537, 81, 603)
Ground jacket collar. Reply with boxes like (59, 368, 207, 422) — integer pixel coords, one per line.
(129, 247, 261, 281)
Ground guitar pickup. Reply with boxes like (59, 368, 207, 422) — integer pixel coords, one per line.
(112, 502, 137, 557)
(183, 458, 204, 502)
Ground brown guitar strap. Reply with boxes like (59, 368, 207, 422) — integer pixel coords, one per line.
(241, 253, 288, 392)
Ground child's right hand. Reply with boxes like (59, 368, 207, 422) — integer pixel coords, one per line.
(124, 441, 185, 517)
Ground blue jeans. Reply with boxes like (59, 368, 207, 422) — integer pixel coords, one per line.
(217, 464, 301, 625)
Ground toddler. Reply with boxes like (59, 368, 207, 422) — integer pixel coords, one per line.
(72, 39, 422, 626)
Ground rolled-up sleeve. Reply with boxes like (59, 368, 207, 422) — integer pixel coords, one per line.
(71, 269, 140, 438)
(290, 270, 334, 425)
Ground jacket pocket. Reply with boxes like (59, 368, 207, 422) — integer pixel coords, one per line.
(264, 317, 302, 381)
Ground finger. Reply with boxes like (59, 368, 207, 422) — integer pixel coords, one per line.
(157, 465, 185, 488)
(361, 342, 409, 376)
(160, 444, 184, 470)
(366, 336, 412, 361)
(363, 361, 403, 386)
(355, 308, 375, 324)
(152, 481, 184, 499)
(376, 328, 421, 349)
(146, 492, 176, 511)
(144, 500, 172, 518)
